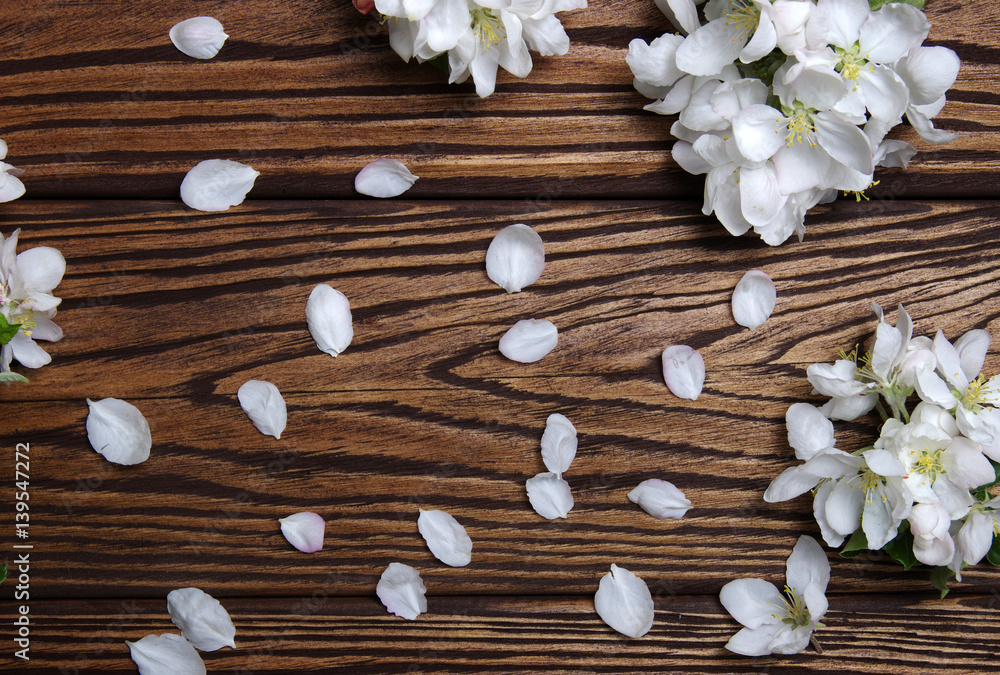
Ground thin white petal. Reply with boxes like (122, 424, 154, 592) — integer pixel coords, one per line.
(167, 588, 237, 651)
(169, 17, 228, 60)
(485, 223, 545, 293)
(732, 270, 776, 330)
(127, 633, 206, 675)
(279, 512, 325, 553)
(237, 380, 287, 440)
(725, 623, 789, 657)
(306, 284, 353, 357)
(627, 479, 691, 519)
(763, 465, 823, 502)
(498, 319, 558, 363)
(417, 509, 472, 567)
(785, 535, 830, 598)
(661, 345, 705, 401)
(180, 159, 258, 212)
(354, 159, 418, 198)
(376, 563, 427, 620)
(594, 564, 654, 638)
(720, 578, 784, 629)
(540, 413, 577, 476)
(86, 398, 151, 465)
(954, 329, 990, 382)
(526, 472, 574, 519)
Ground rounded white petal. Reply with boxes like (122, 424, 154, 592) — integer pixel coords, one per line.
(485, 223, 545, 293)
(957, 511, 994, 566)
(86, 398, 152, 465)
(731, 270, 776, 330)
(785, 535, 830, 599)
(0, 170, 25, 203)
(180, 159, 259, 212)
(306, 284, 353, 357)
(813, 112, 874, 176)
(895, 46, 961, 107)
(498, 319, 558, 363)
(540, 413, 577, 476)
(953, 328, 990, 382)
(376, 562, 428, 620)
(626, 35, 685, 87)
(725, 623, 790, 657)
(594, 564, 654, 638)
(720, 578, 784, 630)
(526, 472, 574, 519)
(763, 465, 822, 503)
(785, 402, 836, 460)
(14, 245, 66, 294)
(127, 633, 206, 675)
(627, 478, 691, 519)
(354, 158, 418, 198)
(417, 509, 472, 567)
(859, 2, 929, 65)
(825, 477, 863, 536)
(675, 18, 745, 77)
(167, 587, 237, 651)
(9, 332, 51, 369)
(661, 345, 705, 401)
(237, 380, 287, 440)
(943, 438, 995, 490)
(169, 17, 229, 60)
(733, 104, 786, 163)
(279, 511, 325, 553)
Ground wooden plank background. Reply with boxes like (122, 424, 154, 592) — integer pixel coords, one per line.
(1, 0, 999, 672)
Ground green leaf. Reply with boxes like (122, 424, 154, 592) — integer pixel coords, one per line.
(427, 53, 449, 74)
(930, 566, 956, 599)
(883, 521, 919, 570)
(869, 0, 925, 9)
(986, 533, 1000, 566)
(0, 371, 29, 385)
(0, 562, 6, 585)
(0, 314, 20, 346)
(971, 458, 1000, 501)
(839, 528, 869, 558)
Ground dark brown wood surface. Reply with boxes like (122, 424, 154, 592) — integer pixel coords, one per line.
(1, 0, 1000, 673)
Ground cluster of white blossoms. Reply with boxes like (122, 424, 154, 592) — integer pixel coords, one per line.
(766, 304, 1000, 591)
(369, 0, 587, 97)
(627, 0, 960, 244)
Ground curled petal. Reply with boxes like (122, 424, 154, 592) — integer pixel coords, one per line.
(169, 17, 228, 59)
(127, 633, 206, 675)
(526, 472, 574, 519)
(377, 563, 427, 620)
(86, 398, 152, 465)
(661, 345, 705, 401)
(732, 270, 776, 330)
(485, 223, 545, 294)
(594, 564, 654, 638)
(417, 509, 472, 567)
(167, 587, 237, 651)
(279, 512, 325, 553)
(628, 479, 692, 519)
(540, 413, 577, 476)
(354, 159, 418, 198)
(306, 284, 353, 357)
(237, 380, 287, 440)
(498, 319, 558, 363)
(180, 159, 259, 212)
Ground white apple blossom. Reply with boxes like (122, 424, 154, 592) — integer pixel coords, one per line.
(0, 140, 26, 203)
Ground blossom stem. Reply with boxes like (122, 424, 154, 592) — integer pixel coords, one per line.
(810, 635, 823, 654)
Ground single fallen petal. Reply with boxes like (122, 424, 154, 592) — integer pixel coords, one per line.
(526, 472, 574, 519)
(499, 319, 558, 363)
(354, 158, 418, 198)
(417, 509, 472, 567)
(376, 562, 427, 620)
(237, 380, 287, 440)
(86, 398, 151, 465)
(540, 413, 577, 476)
(166, 588, 236, 651)
(485, 224, 545, 293)
(169, 17, 228, 59)
(306, 284, 353, 356)
(127, 633, 206, 675)
(627, 479, 692, 519)
(732, 270, 776, 330)
(180, 159, 259, 212)
(594, 564, 654, 638)
(661, 345, 705, 400)
(279, 512, 325, 553)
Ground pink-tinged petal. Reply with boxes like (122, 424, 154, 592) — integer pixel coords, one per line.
(675, 19, 745, 76)
(733, 104, 786, 163)
(376, 563, 427, 620)
(485, 224, 545, 294)
(417, 509, 472, 567)
(594, 564, 654, 638)
(127, 633, 206, 675)
(526, 472, 574, 519)
(720, 578, 784, 629)
(895, 46, 960, 107)
(732, 269, 776, 330)
(859, 2, 929, 64)
(627, 478, 692, 519)
(279, 512, 325, 553)
(498, 319, 558, 363)
(661, 344, 705, 401)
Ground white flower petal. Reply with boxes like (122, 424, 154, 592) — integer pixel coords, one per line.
(943, 438, 996, 490)
(732, 270, 776, 330)
(895, 46, 961, 107)
(763, 465, 822, 502)
(733, 104, 786, 163)
(859, 2, 929, 64)
(719, 578, 784, 630)
(675, 18, 745, 77)
(127, 633, 206, 675)
(540, 413, 577, 476)
(485, 224, 545, 293)
(661, 345, 705, 401)
(785, 535, 830, 599)
(237, 380, 287, 440)
(180, 159, 258, 212)
(86, 398, 151, 465)
(9, 332, 51, 369)
(725, 623, 789, 657)
(354, 159, 418, 198)
(785, 402, 836, 460)
(498, 319, 558, 363)
(957, 511, 994, 566)
(526, 472, 574, 519)
(626, 35, 685, 87)
(594, 564, 654, 638)
(954, 329, 990, 382)
(376, 563, 428, 620)
(627, 479, 691, 519)
(169, 17, 229, 60)
(417, 509, 472, 567)
(306, 284, 353, 357)
(166, 588, 237, 651)
(279, 512, 325, 553)
(14, 245, 66, 295)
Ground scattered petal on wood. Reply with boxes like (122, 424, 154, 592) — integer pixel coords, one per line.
(661, 345, 705, 400)
(540, 413, 577, 477)
(306, 284, 354, 357)
(180, 159, 258, 211)
(499, 319, 558, 363)
(354, 158, 419, 197)
(376, 563, 428, 620)
(594, 564, 655, 638)
(169, 17, 228, 59)
(526, 472, 574, 519)
(85, 397, 151, 465)
(127, 633, 206, 675)
(485, 223, 545, 293)
(237, 380, 287, 439)
(417, 509, 472, 567)
(167, 587, 236, 651)
(279, 512, 325, 553)
(627, 479, 692, 519)
(732, 270, 776, 330)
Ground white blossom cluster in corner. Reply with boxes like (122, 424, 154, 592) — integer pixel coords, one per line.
(368, 0, 587, 97)
(627, 0, 960, 244)
(765, 304, 1000, 594)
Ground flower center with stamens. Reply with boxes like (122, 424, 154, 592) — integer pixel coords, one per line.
(471, 8, 505, 47)
(782, 102, 815, 148)
(959, 375, 993, 410)
(11, 313, 34, 337)
(725, 0, 761, 39)
(835, 43, 867, 84)
(779, 586, 811, 628)
(913, 447, 945, 482)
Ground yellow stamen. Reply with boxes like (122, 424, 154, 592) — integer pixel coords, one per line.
(470, 8, 505, 48)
